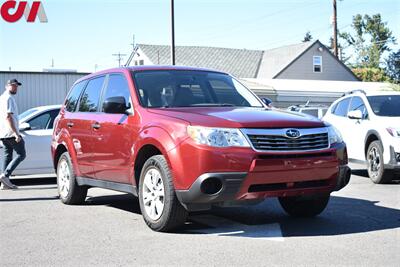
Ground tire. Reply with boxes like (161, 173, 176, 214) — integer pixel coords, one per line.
(367, 141, 393, 184)
(279, 194, 330, 217)
(56, 152, 88, 205)
(138, 155, 188, 232)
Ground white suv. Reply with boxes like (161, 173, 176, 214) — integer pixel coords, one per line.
(323, 90, 400, 183)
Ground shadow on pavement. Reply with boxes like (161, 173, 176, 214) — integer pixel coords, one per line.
(86, 194, 142, 214)
(11, 177, 57, 186)
(351, 169, 369, 178)
(351, 169, 400, 184)
(0, 196, 59, 202)
(83, 193, 400, 238)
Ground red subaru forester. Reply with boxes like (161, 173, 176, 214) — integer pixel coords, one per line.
(52, 66, 350, 232)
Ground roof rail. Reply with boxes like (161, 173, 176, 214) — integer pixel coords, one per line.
(342, 89, 366, 96)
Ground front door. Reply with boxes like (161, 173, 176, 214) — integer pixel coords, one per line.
(90, 73, 136, 184)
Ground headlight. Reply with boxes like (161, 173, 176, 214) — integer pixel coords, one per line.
(386, 128, 400, 138)
(187, 126, 250, 147)
(327, 126, 343, 145)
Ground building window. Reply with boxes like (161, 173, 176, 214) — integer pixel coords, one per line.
(135, 60, 144, 66)
(313, 56, 322, 73)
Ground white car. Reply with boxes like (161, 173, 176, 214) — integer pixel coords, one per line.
(323, 90, 400, 183)
(0, 105, 61, 175)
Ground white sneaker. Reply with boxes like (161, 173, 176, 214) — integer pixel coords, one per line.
(0, 174, 18, 189)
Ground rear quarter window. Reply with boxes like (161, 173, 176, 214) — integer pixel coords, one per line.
(332, 98, 351, 117)
(65, 81, 86, 112)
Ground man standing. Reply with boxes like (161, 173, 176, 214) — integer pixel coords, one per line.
(0, 79, 26, 189)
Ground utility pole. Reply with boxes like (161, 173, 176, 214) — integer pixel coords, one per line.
(333, 0, 338, 58)
(170, 0, 175, 65)
(112, 52, 127, 67)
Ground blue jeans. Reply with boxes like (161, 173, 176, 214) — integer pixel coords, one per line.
(1, 137, 26, 178)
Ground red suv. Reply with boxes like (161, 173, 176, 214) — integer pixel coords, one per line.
(52, 66, 350, 232)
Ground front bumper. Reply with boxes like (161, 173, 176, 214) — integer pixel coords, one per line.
(385, 145, 400, 170)
(175, 165, 351, 211)
(174, 142, 350, 211)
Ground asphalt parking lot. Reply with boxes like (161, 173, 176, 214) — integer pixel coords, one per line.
(1, 163, 399, 267)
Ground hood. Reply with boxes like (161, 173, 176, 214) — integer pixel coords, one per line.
(148, 107, 326, 128)
(372, 115, 400, 127)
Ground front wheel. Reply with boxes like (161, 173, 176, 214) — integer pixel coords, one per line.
(279, 194, 330, 217)
(138, 155, 188, 232)
(367, 141, 393, 184)
(57, 152, 88, 205)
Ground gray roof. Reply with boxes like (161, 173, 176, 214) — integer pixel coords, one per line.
(134, 40, 354, 79)
(136, 44, 263, 78)
(257, 41, 315, 78)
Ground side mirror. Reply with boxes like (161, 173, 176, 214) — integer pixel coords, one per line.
(103, 97, 130, 114)
(348, 110, 363, 120)
(262, 97, 273, 107)
(19, 122, 31, 131)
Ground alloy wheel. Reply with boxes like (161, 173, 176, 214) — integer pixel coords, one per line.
(58, 159, 71, 198)
(368, 147, 381, 179)
(142, 168, 165, 220)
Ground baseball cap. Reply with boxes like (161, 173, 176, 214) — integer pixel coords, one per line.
(7, 79, 22, 86)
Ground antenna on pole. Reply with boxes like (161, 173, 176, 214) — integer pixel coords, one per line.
(112, 52, 127, 67)
(130, 35, 135, 51)
(125, 34, 139, 67)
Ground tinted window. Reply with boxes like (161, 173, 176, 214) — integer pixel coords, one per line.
(133, 70, 262, 108)
(65, 81, 86, 112)
(27, 109, 59, 130)
(333, 98, 351, 117)
(102, 74, 132, 113)
(367, 95, 400, 117)
(47, 109, 61, 129)
(79, 76, 105, 112)
(349, 96, 368, 119)
(19, 108, 38, 121)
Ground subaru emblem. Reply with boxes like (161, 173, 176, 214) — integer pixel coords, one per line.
(286, 129, 300, 138)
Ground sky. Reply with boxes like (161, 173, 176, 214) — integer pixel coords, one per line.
(0, 0, 399, 73)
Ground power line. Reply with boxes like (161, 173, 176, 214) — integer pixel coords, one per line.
(112, 52, 127, 67)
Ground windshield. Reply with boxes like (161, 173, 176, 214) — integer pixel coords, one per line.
(132, 70, 263, 108)
(367, 95, 400, 117)
(18, 108, 38, 121)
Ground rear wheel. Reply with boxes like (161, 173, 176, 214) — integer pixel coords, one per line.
(138, 155, 188, 232)
(367, 141, 393, 184)
(279, 194, 330, 217)
(57, 152, 87, 205)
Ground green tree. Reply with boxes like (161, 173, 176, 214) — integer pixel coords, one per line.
(352, 67, 391, 82)
(302, 31, 313, 42)
(385, 49, 400, 83)
(340, 14, 396, 68)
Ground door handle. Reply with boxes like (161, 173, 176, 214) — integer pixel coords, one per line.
(92, 122, 101, 129)
(67, 122, 74, 128)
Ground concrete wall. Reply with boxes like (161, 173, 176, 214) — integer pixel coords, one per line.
(276, 43, 358, 81)
(0, 71, 88, 112)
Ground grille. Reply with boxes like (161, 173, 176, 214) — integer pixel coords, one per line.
(243, 128, 329, 152)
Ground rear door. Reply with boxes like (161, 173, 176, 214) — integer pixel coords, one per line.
(91, 73, 136, 183)
(327, 97, 352, 146)
(346, 96, 369, 160)
(65, 77, 105, 178)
